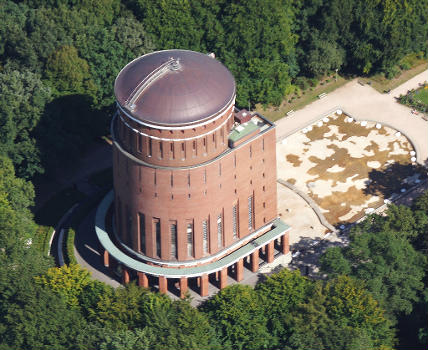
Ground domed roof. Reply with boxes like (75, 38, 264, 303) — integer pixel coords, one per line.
(114, 50, 236, 127)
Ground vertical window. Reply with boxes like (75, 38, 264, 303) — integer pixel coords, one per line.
(139, 213, 145, 254)
(159, 142, 163, 159)
(187, 222, 193, 257)
(148, 138, 152, 157)
(170, 221, 177, 259)
(234, 154, 237, 168)
(126, 127, 131, 147)
(137, 134, 142, 153)
(170, 143, 174, 159)
(117, 198, 123, 236)
(126, 205, 132, 245)
(187, 173, 190, 187)
(262, 138, 265, 151)
(203, 169, 207, 184)
(203, 137, 207, 153)
(217, 213, 223, 248)
(213, 133, 216, 148)
(232, 203, 238, 239)
(248, 195, 254, 230)
(192, 140, 197, 156)
(170, 172, 173, 187)
(250, 145, 252, 158)
(203, 219, 209, 254)
(219, 163, 222, 176)
(181, 142, 185, 159)
(154, 170, 157, 186)
(154, 218, 161, 257)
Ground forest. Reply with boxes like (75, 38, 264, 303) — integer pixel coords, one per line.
(0, 0, 427, 349)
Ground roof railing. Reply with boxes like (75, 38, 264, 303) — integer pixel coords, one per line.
(125, 57, 181, 111)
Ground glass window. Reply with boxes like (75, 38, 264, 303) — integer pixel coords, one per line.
(187, 222, 193, 257)
(154, 218, 161, 257)
(139, 213, 145, 254)
(170, 222, 177, 259)
(203, 220, 209, 254)
(232, 204, 238, 239)
(217, 213, 223, 248)
(248, 195, 254, 230)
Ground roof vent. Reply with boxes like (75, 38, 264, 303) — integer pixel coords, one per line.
(170, 58, 181, 71)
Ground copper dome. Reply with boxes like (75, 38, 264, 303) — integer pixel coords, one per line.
(114, 50, 236, 126)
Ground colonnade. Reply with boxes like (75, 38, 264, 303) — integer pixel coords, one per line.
(103, 232, 289, 298)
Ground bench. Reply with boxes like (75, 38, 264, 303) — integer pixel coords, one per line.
(318, 93, 327, 99)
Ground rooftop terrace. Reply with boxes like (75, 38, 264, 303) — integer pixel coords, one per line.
(228, 111, 272, 147)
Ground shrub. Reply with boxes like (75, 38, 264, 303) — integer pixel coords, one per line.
(384, 65, 400, 79)
(65, 228, 77, 265)
(309, 77, 319, 87)
(294, 77, 310, 90)
(34, 225, 55, 255)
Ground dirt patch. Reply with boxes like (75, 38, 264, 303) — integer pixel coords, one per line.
(329, 116, 371, 140)
(286, 154, 302, 167)
(305, 124, 331, 142)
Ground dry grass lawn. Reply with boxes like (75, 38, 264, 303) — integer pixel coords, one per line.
(277, 112, 423, 225)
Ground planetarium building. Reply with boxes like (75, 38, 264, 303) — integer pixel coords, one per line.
(95, 49, 291, 297)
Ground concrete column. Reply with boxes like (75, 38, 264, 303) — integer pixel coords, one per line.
(281, 232, 290, 254)
(219, 268, 228, 289)
(235, 258, 244, 282)
(103, 250, 110, 267)
(200, 274, 209, 297)
(122, 267, 130, 284)
(180, 277, 188, 299)
(250, 250, 259, 273)
(158, 276, 167, 294)
(266, 241, 274, 263)
(138, 272, 149, 288)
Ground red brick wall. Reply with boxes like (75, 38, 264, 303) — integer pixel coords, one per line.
(116, 105, 235, 167)
(113, 117, 277, 263)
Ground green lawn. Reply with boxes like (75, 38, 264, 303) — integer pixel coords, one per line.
(256, 75, 349, 121)
(414, 88, 428, 105)
(359, 61, 428, 93)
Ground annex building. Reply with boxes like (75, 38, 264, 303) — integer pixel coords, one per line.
(96, 49, 291, 298)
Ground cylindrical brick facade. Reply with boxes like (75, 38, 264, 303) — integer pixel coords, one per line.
(112, 50, 278, 266)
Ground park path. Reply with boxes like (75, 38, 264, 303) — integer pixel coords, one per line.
(275, 70, 428, 164)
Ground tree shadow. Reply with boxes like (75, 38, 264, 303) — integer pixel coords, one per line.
(34, 94, 113, 181)
(363, 162, 427, 199)
(288, 236, 348, 279)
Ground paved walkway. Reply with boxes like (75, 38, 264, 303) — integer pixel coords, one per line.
(74, 206, 121, 288)
(275, 71, 428, 164)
